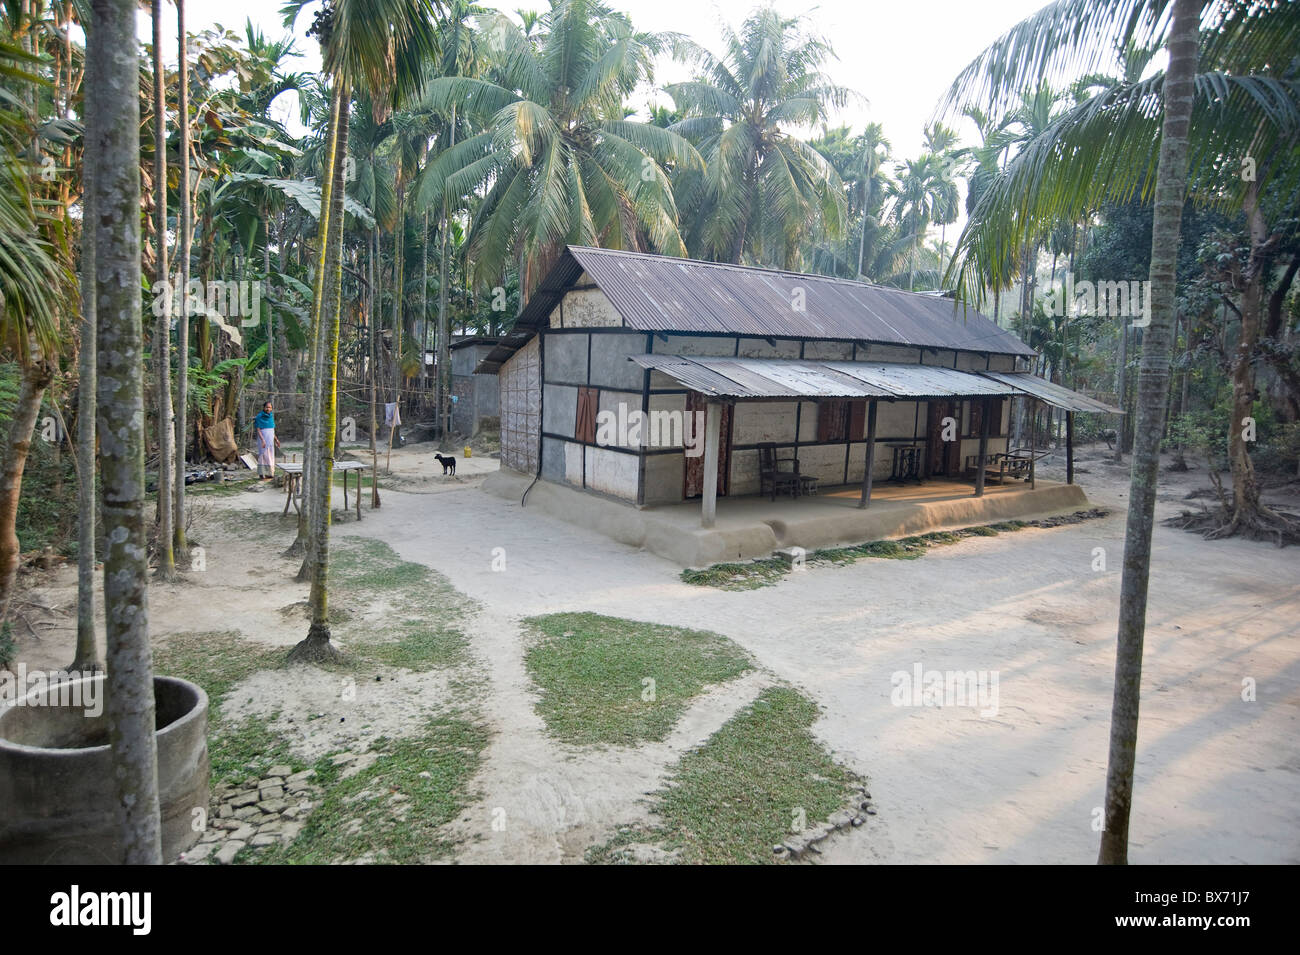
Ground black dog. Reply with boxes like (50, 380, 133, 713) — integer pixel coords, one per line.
(434, 453, 457, 475)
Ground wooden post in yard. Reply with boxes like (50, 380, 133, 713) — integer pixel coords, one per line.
(858, 400, 878, 508)
(1066, 410, 1075, 485)
(1030, 399, 1039, 489)
(701, 401, 721, 528)
(974, 395, 991, 498)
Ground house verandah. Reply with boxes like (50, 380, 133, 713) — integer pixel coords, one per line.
(479, 246, 1119, 563)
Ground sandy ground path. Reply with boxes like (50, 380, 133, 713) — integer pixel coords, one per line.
(12, 445, 1298, 863)
(242, 446, 1300, 865)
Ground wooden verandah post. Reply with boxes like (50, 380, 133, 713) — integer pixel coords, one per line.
(1066, 410, 1075, 484)
(858, 399, 878, 508)
(701, 400, 722, 528)
(974, 395, 992, 498)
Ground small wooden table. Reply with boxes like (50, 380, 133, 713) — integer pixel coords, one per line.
(278, 460, 372, 521)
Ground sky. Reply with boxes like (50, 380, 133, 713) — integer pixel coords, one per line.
(148, 0, 1072, 240)
(166, 0, 1053, 156)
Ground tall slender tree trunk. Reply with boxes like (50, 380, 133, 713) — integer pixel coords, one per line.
(390, 178, 405, 449)
(0, 360, 56, 623)
(290, 82, 341, 567)
(291, 80, 351, 665)
(90, 0, 162, 865)
(421, 211, 429, 408)
(172, 0, 190, 561)
(1098, 0, 1199, 866)
(265, 207, 274, 395)
(369, 226, 378, 454)
(1112, 322, 1129, 462)
(1212, 182, 1297, 540)
(152, 0, 174, 580)
(71, 97, 99, 671)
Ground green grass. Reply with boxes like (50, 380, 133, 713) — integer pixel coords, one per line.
(153, 630, 285, 722)
(588, 687, 862, 865)
(325, 537, 474, 672)
(153, 630, 297, 785)
(254, 716, 490, 864)
(349, 619, 468, 671)
(679, 558, 789, 590)
(523, 612, 753, 746)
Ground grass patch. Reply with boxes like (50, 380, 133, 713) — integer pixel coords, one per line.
(324, 537, 474, 672)
(349, 619, 468, 671)
(154, 630, 284, 722)
(331, 537, 450, 598)
(523, 612, 753, 746)
(254, 716, 489, 864)
(153, 630, 296, 785)
(679, 558, 788, 591)
(588, 686, 862, 865)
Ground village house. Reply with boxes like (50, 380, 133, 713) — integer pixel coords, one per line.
(477, 246, 1118, 565)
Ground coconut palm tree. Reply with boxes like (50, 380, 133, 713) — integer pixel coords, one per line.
(890, 154, 958, 291)
(284, 0, 443, 663)
(418, 0, 701, 296)
(942, 0, 1298, 863)
(665, 6, 850, 268)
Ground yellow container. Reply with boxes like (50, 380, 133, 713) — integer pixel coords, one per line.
(463, 446, 472, 458)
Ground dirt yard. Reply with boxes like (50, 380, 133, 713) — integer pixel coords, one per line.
(9, 441, 1299, 864)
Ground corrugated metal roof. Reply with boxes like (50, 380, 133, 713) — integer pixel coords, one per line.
(979, 371, 1124, 414)
(631, 355, 1017, 400)
(477, 246, 1036, 373)
(631, 356, 1122, 412)
(569, 247, 1036, 356)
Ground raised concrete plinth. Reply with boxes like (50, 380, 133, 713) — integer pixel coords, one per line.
(483, 470, 1090, 567)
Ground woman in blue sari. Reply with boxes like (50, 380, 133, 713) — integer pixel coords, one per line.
(254, 400, 280, 479)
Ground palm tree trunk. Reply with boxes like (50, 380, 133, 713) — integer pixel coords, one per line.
(1098, 0, 1199, 866)
(290, 82, 341, 566)
(265, 207, 274, 395)
(421, 211, 429, 406)
(390, 178, 405, 450)
(291, 80, 350, 665)
(89, 0, 162, 864)
(72, 115, 99, 671)
(369, 225, 378, 454)
(1113, 322, 1129, 462)
(152, 0, 174, 581)
(436, 107, 455, 437)
(172, 0, 190, 562)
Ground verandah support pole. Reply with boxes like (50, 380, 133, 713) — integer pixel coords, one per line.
(701, 401, 722, 528)
(1066, 410, 1075, 485)
(974, 396, 991, 498)
(1030, 398, 1039, 490)
(858, 399, 878, 508)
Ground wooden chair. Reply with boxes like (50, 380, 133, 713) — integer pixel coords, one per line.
(757, 442, 802, 501)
